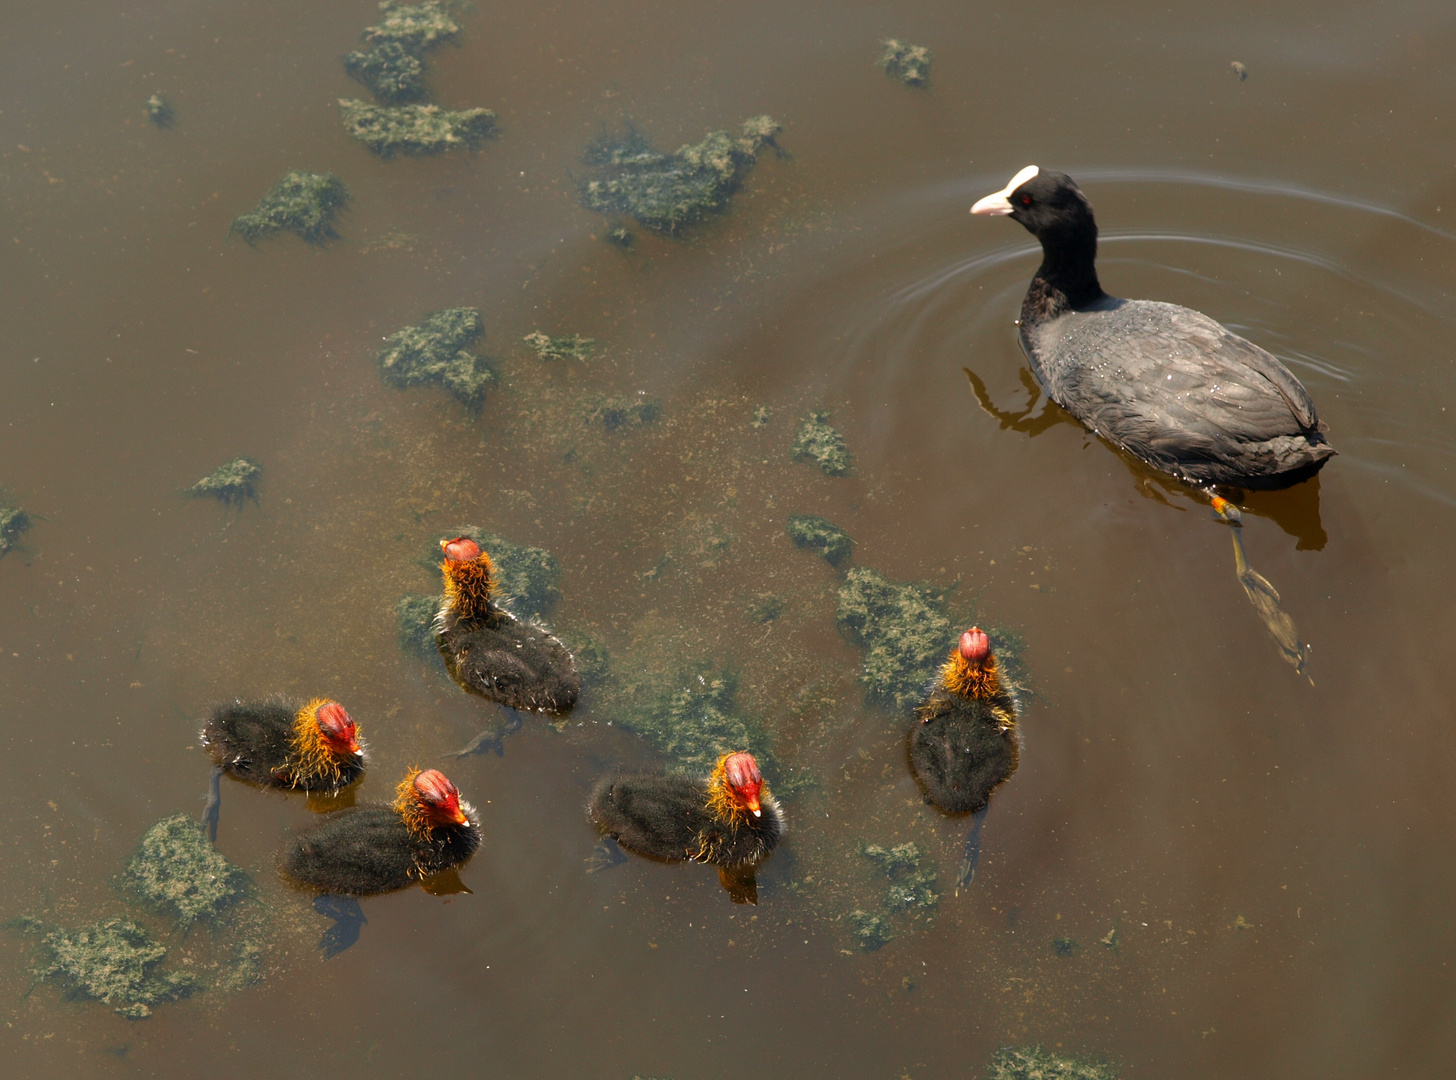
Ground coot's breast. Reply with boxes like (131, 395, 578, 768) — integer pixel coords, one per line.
(1022, 299, 1334, 487)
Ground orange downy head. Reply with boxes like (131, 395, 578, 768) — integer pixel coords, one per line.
(933, 626, 1003, 706)
(395, 767, 469, 836)
(288, 699, 363, 786)
(706, 750, 766, 824)
(440, 536, 495, 619)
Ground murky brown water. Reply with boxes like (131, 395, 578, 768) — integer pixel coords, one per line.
(3, 2, 1456, 1077)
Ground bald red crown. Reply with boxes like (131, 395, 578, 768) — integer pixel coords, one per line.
(414, 769, 468, 826)
(442, 536, 481, 562)
(723, 751, 764, 815)
(959, 627, 990, 663)
(314, 701, 360, 755)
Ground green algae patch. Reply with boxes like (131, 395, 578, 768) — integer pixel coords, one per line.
(523, 331, 596, 362)
(878, 39, 932, 86)
(344, 41, 428, 104)
(145, 92, 174, 127)
(986, 1046, 1119, 1080)
(189, 458, 261, 506)
(836, 566, 952, 708)
(606, 663, 770, 774)
(340, 99, 497, 157)
(578, 116, 783, 234)
(786, 513, 853, 566)
(846, 908, 894, 951)
(587, 394, 661, 431)
(377, 308, 497, 408)
(396, 592, 440, 657)
(863, 841, 940, 914)
(0, 499, 32, 555)
(126, 814, 249, 928)
(363, 1, 460, 51)
(30, 917, 197, 1019)
(792, 410, 851, 475)
(230, 170, 349, 245)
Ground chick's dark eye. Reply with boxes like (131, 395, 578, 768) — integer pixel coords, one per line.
(1021, 193, 1033, 205)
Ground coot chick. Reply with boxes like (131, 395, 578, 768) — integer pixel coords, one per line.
(971, 166, 1334, 490)
(202, 697, 365, 793)
(282, 768, 481, 896)
(910, 628, 1019, 891)
(434, 536, 580, 714)
(589, 751, 784, 870)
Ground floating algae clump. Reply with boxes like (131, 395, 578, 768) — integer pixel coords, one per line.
(586, 394, 661, 431)
(396, 593, 440, 657)
(363, 1, 460, 51)
(126, 814, 248, 928)
(340, 100, 497, 156)
(603, 662, 771, 773)
(847, 909, 894, 951)
(792, 410, 852, 475)
(578, 116, 782, 234)
(145, 92, 174, 127)
(189, 458, 261, 506)
(786, 513, 853, 566)
(985, 1046, 1120, 1080)
(230, 170, 349, 245)
(862, 842, 939, 914)
(878, 39, 933, 86)
(343, 41, 428, 104)
(836, 566, 952, 708)
(523, 331, 596, 362)
(377, 308, 497, 408)
(0, 499, 32, 554)
(31, 918, 198, 1019)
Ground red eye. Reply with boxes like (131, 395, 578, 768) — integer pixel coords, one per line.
(1021, 194, 1033, 205)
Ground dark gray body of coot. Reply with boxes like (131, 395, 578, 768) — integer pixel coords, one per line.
(972, 166, 1334, 490)
(282, 805, 481, 896)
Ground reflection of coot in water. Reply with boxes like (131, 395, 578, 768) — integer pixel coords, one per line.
(589, 751, 784, 902)
(909, 628, 1020, 890)
(282, 768, 481, 896)
(971, 166, 1335, 491)
(434, 536, 580, 714)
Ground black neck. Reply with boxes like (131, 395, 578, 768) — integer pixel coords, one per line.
(1021, 232, 1105, 326)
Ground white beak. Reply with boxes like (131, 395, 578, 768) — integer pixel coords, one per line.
(971, 165, 1039, 216)
(752, 809, 761, 817)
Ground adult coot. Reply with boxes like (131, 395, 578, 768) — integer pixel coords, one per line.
(434, 536, 580, 714)
(589, 750, 785, 892)
(909, 627, 1020, 890)
(281, 768, 481, 896)
(971, 166, 1334, 490)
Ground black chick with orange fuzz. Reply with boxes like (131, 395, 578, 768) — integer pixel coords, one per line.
(434, 536, 580, 714)
(589, 751, 784, 870)
(202, 697, 366, 793)
(282, 768, 481, 896)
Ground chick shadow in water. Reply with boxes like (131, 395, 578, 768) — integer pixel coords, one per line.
(586, 839, 764, 905)
(446, 707, 525, 759)
(311, 869, 472, 959)
(964, 364, 1321, 679)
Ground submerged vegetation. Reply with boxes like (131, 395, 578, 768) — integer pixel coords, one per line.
(377, 308, 497, 408)
(340, 100, 498, 156)
(189, 458, 261, 506)
(230, 170, 350, 245)
(0, 498, 32, 554)
(578, 116, 783, 234)
(523, 331, 596, 362)
(985, 1046, 1120, 1080)
(836, 566, 953, 708)
(362, 1, 460, 51)
(126, 814, 249, 928)
(786, 513, 853, 566)
(23, 917, 197, 1019)
(792, 410, 852, 475)
(878, 39, 933, 86)
(586, 394, 661, 431)
(343, 41, 428, 103)
(145, 92, 174, 127)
